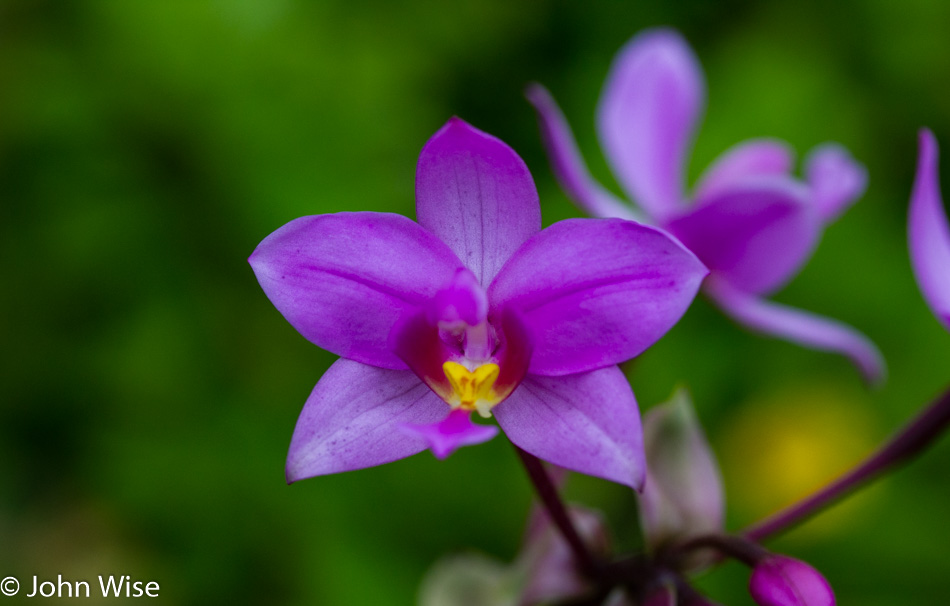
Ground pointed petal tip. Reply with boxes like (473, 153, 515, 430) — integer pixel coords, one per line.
(437, 116, 478, 138)
(707, 280, 887, 387)
(631, 26, 691, 50)
(862, 355, 888, 389)
(631, 466, 647, 493)
(285, 463, 301, 485)
(423, 117, 481, 151)
(524, 82, 552, 106)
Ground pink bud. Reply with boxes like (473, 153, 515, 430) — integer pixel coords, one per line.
(749, 555, 835, 606)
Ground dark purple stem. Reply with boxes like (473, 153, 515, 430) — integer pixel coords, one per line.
(514, 446, 599, 578)
(743, 385, 950, 542)
(669, 533, 768, 568)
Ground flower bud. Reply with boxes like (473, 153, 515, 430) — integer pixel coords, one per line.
(749, 555, 835, 606)
(638, 389, 724, 551)
(519, 506, 610, 605)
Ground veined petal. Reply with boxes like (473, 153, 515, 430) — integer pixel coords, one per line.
(250, 212, 463, 369)
(286, 359, 446, 482)
(489, 218, 707, 376)
(694, 139, 795, 202)
(416, 117, 542, 287)
(493, 366, 645, 489)
(526, 83, 644, 222)
(806, 143, 868, 224)
(707, 278, 885, 385)
(596, 28, 705, 221)
(666, 178, 820, 296)
(909, 129, 950, 331)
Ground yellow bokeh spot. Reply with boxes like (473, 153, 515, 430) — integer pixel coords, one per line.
(442, 362, 500, 418)
(720, 384, 883, 542)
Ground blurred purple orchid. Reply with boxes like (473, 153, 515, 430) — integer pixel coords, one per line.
(909, 129, 950, 333)
(250, 118, 707, 487)
(528, 28, 884, 384)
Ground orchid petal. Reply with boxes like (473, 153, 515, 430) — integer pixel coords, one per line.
(286, 359, 446, 482)
(489, 218, 707, 376)
(526, 83, 644, 222)
(805, 143, 868, 224)
(694, 139, 795, 202)
(250, 212, 463, 369)
(706, 278, 885, 385)
(416, 117, 542, 286)
(400, 409, 498, 459)
(639, 390, 724, 551)
(596, 28, 705, 221)
(909, 129, 950, 331)
(666, 178, 820, 296)
(493, 366, 645, 489)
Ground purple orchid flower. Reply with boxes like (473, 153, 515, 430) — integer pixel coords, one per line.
(527, 28, 884, 384)
(250, 118, 707, 487)
(909, 129, 950, 332)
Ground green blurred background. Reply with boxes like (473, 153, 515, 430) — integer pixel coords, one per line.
(2, 1, 949, 604)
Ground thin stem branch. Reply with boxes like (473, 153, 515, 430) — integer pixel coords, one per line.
(669, 533, 768, 568)
(513, 446, 599, 578)
(743, 385, 950, 542)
